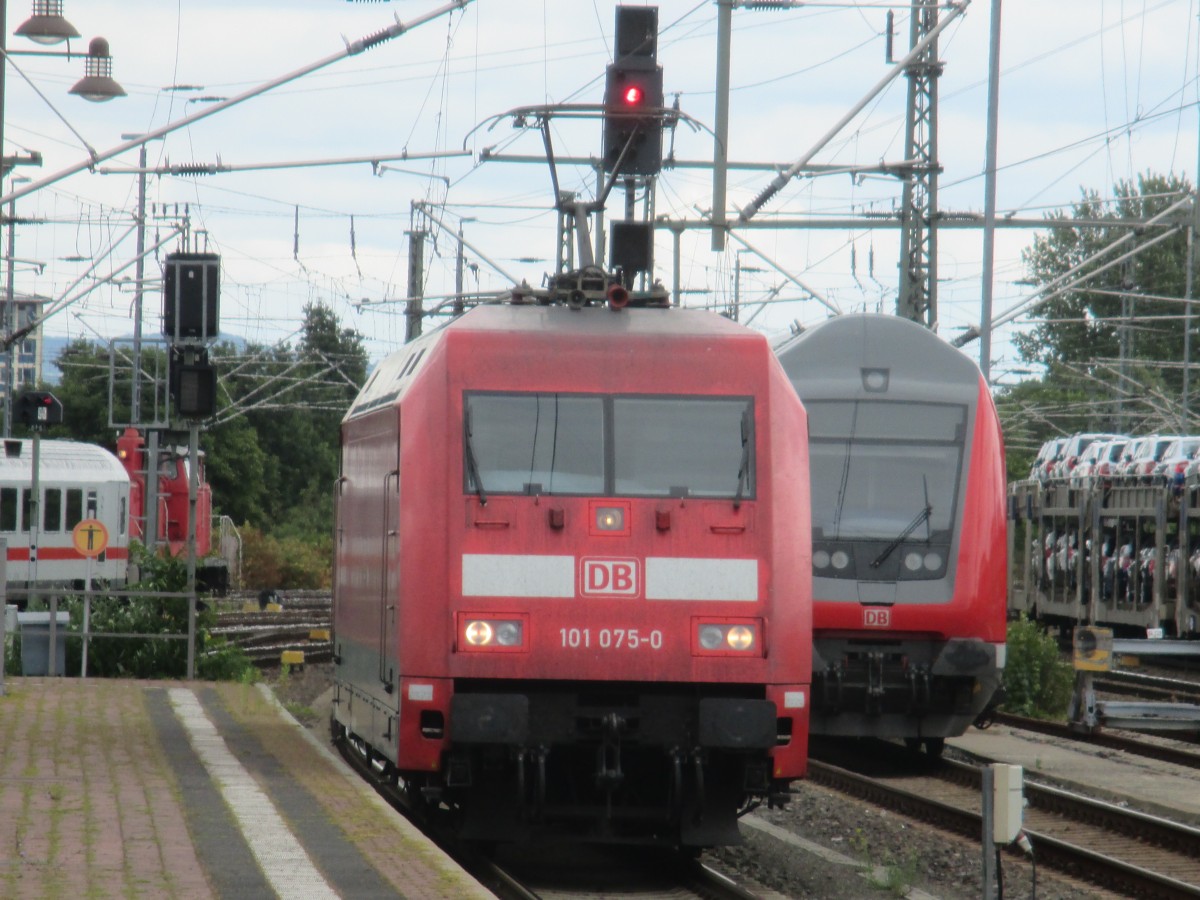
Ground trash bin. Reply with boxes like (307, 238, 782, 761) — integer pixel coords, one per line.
(17, 611, 69, 676)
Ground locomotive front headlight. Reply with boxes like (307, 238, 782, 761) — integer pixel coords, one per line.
(495, 621, 523, 646)
(812, 550, 830, 569)
(464, 620, 494, 646)
(726, 625, 755, 651)
(596, 507, 625, 531)
(831, 550, 851, 570)
(923, 551, 943, 571)
(695, 618, 763, 656)
(904, 552, 923, 571)
(459, 615, 527, 652)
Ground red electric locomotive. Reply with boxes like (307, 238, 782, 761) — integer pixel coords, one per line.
(331, 300, 811, 846)
(775, 314, 1006, 755)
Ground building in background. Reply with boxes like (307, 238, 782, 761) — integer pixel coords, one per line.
(1, 294, 47, 392)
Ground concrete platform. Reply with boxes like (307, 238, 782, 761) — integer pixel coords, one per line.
(949, 722, 1200, 825)
(0, 678, 492, 899)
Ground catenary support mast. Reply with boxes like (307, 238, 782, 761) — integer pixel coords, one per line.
(897, 0, 942, 328)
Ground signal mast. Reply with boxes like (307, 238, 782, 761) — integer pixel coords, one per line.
(434, 5, 677, 320)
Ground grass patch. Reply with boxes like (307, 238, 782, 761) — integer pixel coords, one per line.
(283, 701, 317, 725)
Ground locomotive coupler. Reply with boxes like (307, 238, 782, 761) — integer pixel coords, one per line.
(908, 665, 932, 711)
(668, 748, 685, 821)
(691, 749, 707, 823)
(865, 651, 885, 714)
(515, 749, 527, 820)
(821, 663, 844, 711)
(534, 746, 548, 819)
(595, 713, 627, 792)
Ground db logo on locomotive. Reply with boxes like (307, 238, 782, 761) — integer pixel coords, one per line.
(863, 607, 891, 628)
(581, 558, 640, 597)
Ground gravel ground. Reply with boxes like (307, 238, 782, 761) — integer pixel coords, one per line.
(708, 784, 1108, 899)
(269, 665, 1110, 898)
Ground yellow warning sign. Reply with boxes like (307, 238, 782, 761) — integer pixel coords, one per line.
(1072, 626, 1114, 672)
(72, 518, 109, 558)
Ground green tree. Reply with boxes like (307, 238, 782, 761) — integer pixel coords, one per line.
(46, 303, 367, 552)
(1015, 171, 1190, 381)
(1000, 170, 1193, 477)
(226, 303, 368, 540)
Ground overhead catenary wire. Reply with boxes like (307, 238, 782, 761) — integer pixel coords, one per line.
(0, 0, 475, 208)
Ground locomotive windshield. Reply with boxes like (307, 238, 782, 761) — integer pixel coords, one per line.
(806, 400, 966, 540)
(464, 392, 753, 499)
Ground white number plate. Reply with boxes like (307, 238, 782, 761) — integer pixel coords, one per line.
(559, 628, 664, 650)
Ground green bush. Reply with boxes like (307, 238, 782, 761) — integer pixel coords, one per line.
(1001, 614, 1073, 718)
(14, 546, 258, 682)
(3, 634, 19, 676)
(240, 525, 331, 590)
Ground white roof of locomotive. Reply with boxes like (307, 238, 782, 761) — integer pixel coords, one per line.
(0, 439, 128, 483)
(348, 304, 759, 420)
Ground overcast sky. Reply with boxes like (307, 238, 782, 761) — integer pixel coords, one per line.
(3, 0, 1197, 376)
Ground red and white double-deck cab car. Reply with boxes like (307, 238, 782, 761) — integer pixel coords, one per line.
(776, 314, 1007, 756)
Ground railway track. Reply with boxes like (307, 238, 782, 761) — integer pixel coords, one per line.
(487, 844, 767, 900)
(992, 711, 1200, 770)
(1095, 669, 1200, 704)
(212, 592, 331, 667)
(809, 740, 1200, 898)
(333, 731, 764, 900)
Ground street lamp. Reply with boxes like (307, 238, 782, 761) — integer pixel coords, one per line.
(1, 2, 127, 169)
(0, 1, 124, 432)
(13, 1, 78, 45)
(67, 37, 124, 102)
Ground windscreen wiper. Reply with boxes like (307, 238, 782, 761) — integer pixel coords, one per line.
(871, 476, 932, 568)
(464, 408, 488, 506)
(734, 407, 751, 510)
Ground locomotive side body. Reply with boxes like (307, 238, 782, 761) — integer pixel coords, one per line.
(332, 304, 811, 846)
(0, 439, 131, 587)
(776, 314, 1006, 748)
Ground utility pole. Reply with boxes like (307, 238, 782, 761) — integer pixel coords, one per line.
(405, 226, 426, 343)
(897, 0, 942, 328)
(978, 0, 1003, 384)
(1182, 100, 1200, 430)
(1118, 258, 1133, 433)
(454, 221, 466, 317)
(128, 138, 149, 426)
(711, 0, 732, 251)
(4, 185, 16, 436)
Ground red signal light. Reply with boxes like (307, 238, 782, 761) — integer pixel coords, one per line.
(622, 84, 644, 105)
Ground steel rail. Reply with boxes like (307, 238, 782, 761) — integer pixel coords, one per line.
(991, 712, 1200, 770)
(808, 755, 1200, 898)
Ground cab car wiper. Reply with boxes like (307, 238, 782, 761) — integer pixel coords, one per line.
(870, 503, 932, 568)
(871, 475, 933, 568)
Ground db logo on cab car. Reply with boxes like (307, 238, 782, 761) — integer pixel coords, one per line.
(581, 558, 640, 597)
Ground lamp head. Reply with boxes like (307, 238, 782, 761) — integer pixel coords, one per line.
(69, 38, 126, 103)
(14, 1, 81, 46)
